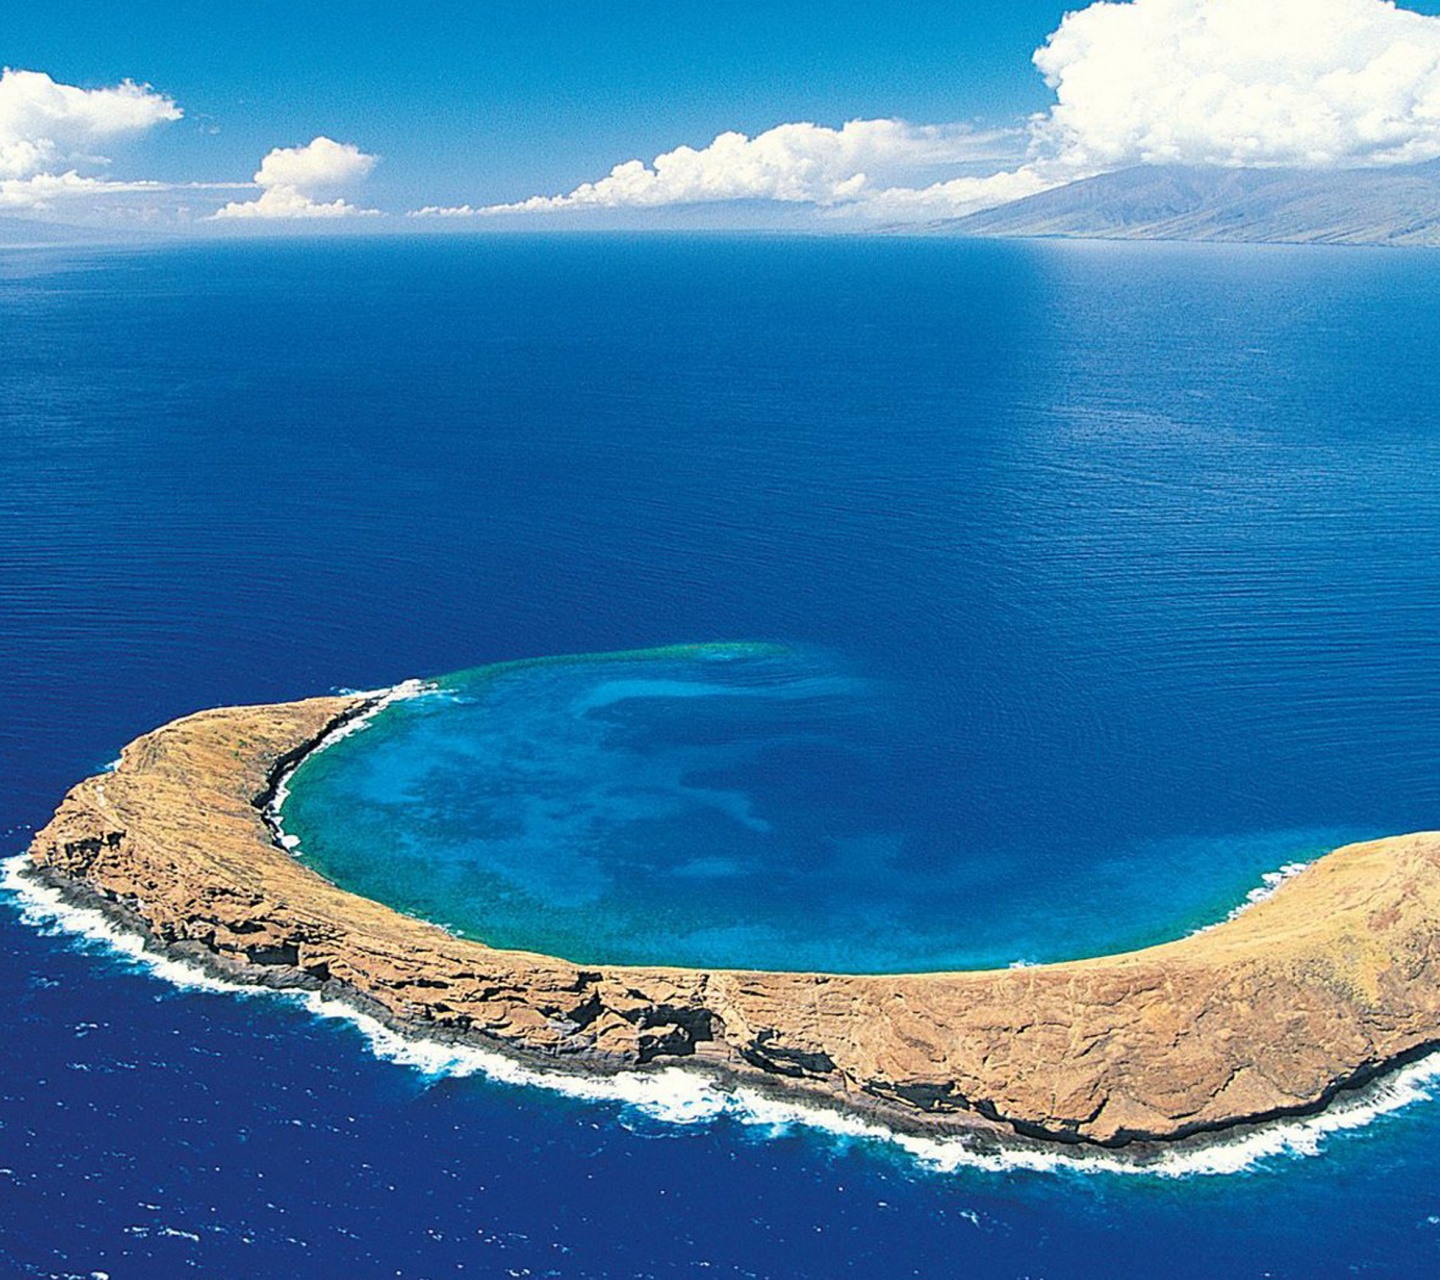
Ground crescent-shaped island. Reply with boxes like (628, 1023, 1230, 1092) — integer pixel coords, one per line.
(23, 689, 1440, 1154)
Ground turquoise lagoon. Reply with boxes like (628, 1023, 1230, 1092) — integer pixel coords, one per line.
(280, 642, 1368, 974)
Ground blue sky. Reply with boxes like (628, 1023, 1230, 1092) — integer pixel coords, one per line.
(6, 1, 1440, 229)
(2, 2, 1070, 200)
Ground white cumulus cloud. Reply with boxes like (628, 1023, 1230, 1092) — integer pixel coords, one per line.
(0, 67, 181, 209)
(213, 136, 379, 220)
(0, 67, 181, 179)
(252, 135, 378, 192)
(1033, 0, 1440, 171)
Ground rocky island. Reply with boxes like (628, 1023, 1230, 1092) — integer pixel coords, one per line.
(24, 690, 1440, 1152)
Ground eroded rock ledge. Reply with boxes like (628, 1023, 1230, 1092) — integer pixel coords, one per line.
(25, 693, 1440, 1149)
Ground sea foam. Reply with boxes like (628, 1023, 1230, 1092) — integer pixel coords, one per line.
(6, 840, 1439, 1181)
(265, 677, 432, 849)
(1188, 859, 1313, 936)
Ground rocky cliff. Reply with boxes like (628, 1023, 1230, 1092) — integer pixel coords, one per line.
(25, 693, 1440, 1149)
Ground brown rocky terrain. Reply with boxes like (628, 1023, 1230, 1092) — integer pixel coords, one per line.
(24, 693, 1440, 1149)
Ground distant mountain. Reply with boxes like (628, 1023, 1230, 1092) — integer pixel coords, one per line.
(939, 162, 1440, 247)
(0, 215, 164, 249)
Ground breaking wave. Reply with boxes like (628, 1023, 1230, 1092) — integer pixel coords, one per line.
(7, 847, 1439, 1182)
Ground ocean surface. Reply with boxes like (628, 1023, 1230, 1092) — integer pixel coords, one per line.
(4, 234, 1440, 1276)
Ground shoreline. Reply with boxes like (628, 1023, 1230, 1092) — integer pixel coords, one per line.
(23, 687, 1440, 1155)
(15, 852, 1440, 1180)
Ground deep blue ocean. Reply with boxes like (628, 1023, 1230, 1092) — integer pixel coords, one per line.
(5, 234, 1440, 1277)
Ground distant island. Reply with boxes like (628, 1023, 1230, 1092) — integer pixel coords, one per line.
(936, 161, 1440, 247)
(24, 689, 1440, 1153)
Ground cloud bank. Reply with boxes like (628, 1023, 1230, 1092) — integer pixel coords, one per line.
(447, 119, 1019, 215)
(213, 136, 378, 219)
(414, 118, 1046, 223)
(440, 0, 1440, 224)
(0, 171, 172, 211)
